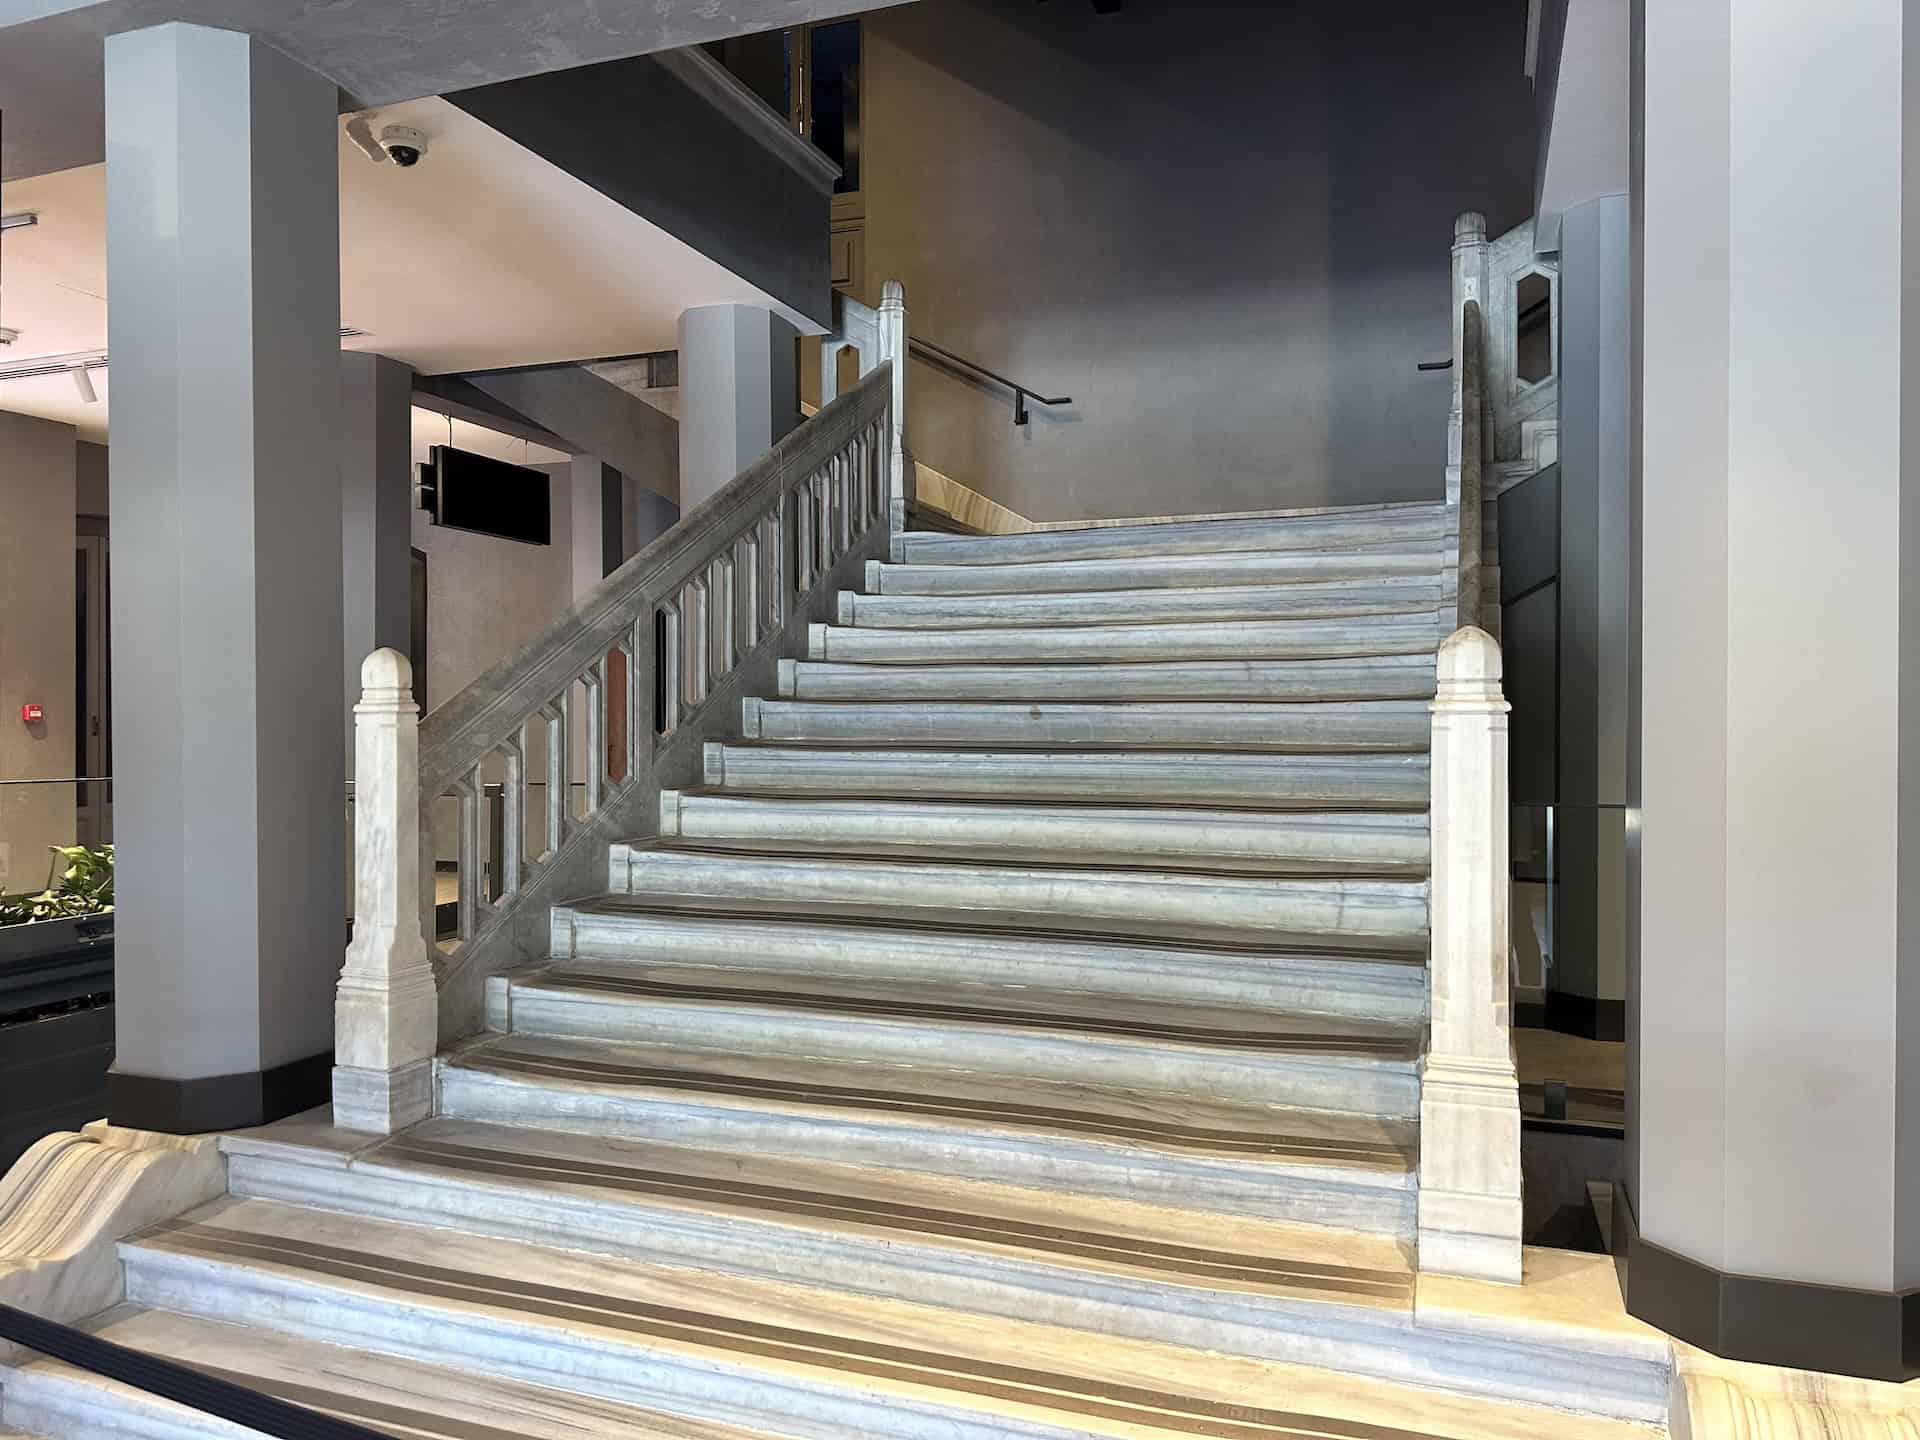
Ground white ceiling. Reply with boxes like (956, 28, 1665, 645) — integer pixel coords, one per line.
(0, 94, 780, 443)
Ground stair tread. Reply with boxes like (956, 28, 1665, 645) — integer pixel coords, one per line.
(516, 960, 1424, 1060)
(841, 577, 1444, 628)
(565, 890, 1428, 966)
(659, 790, 1428, 876)
(742, 697, 1433, 752)
(809, 616, 1444, 664)
(611, 844, 1429, 954)
(703, 744, 1430, 807)
(284, 1115, 1418, 1309)
(6, 1303, 766, 1439)
(446, 1031, 1420, 1172)
(779, 655, 1437, 703)
(893, 509, 1448, 566)
(120, 1197, 1650, 1440)
(872, 550, 1446, 597)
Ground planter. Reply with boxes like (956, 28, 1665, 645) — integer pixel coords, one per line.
(0, 911, 115, 1019)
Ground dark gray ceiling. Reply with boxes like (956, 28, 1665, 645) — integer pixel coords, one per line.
(0, 0, 909, 180)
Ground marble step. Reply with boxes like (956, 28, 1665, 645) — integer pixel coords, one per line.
(703, 744, 1431, 807)
(868, 549, 1442, 597)
(551, 897, 1427, 1022)
(438, 1033, 1418, 1228)
(490, 963, 1422, 1113)
(837, 576, 1444, 628)
(740, 697, 1432, 751)
(0, 1303, 768, 1439)
(774, 655, 1436, 703)
(892, 506, 1448, 565)
(224, 1116, 1430, 1365)
(608, 846, 1431, 952)
(119, 1196, 1669, 1432)
(804, 616, 1441, 666)
(657, 791, 1430, 876)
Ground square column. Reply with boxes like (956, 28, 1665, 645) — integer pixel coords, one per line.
(105, 23, 347, 1132)
(678, 304, 801, 513)
(1629, 0, 1920, 1379)
(341, 352, 416, 764)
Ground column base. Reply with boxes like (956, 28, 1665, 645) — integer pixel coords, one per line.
(108, 1051, 334, 1135)
(331, 1058, 433, 1135)
(1419, 1051, 1523, 1284)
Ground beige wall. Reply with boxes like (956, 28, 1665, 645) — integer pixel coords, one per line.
(0, 411, 78, 894)
(410, 462, 574, 713)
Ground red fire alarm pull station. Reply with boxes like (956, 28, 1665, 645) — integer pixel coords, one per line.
(20, 704, 43, 724)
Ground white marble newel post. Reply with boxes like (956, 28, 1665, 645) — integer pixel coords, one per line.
(1420, 626, 1522, 1282)
(877, 279, 911, 525)
(333, 649, 438, 1132)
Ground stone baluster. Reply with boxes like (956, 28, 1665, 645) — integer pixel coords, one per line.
(877, 279, 911, 526)
(333, 649, 438, 1133)
(1419, 626, 1522, 1283)
(1443, 213, 1491, 630)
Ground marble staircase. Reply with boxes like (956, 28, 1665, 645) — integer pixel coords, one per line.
(0, 502, 1667, 1438)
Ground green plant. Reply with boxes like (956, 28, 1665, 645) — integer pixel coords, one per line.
(0, 843, 114, 926)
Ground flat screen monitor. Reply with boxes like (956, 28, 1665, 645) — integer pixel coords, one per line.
(428, 444, 551, 546)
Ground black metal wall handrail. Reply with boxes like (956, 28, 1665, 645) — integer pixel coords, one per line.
(0, 1305, 395, 1440)
(908, 336, 1071, 426)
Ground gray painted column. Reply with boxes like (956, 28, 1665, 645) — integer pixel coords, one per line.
(1630, 0, 1919, 1378)
(678, 304, 801, 513)
(105, 22, 346, 1132)
(570, 456, 624, 599)
(1551, 193, 1631, 1035)
(341, 352, 415, 768)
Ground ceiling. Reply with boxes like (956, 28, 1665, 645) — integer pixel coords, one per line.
(0, 0, 911, 181)
(0, 95, 781, 443)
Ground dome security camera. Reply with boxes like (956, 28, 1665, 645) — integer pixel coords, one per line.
(379, 125, 429, 168)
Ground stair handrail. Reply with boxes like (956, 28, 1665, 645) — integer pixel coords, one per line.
(0, 1303, 392, 1439)
(334, 286, 908, 1133)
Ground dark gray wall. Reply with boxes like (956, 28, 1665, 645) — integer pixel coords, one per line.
(451, 53, 833, 331)
(864, 0, 1539, 521)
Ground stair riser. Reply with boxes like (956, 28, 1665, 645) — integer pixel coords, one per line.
(434, 1065, 1415, 1231)
(117, 1250, 1097, 1440)
(609, 852, 1430, 948)
(838, 580, 1444, 629)
(500, 983, 1419, 1114)
(893, 512, 1446, 565)
(552, 910, 1427, 1022)
(222, 1153, 1668, 1426)
(657, 793, 1430, 876)
(805, 619, 1443, 666)
(741, 699, 1432, 751)
(776, 658, 1436, 703)
(704, 746, 1432, 807)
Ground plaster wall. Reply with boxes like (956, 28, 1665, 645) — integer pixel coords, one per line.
(860, 0, 1538, 522)
(0, 411, 77, 895)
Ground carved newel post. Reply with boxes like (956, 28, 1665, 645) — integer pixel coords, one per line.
(1420, 626, 1523, 1283)
(333, 649, 438, 1133)
(877, 279, 911, 526)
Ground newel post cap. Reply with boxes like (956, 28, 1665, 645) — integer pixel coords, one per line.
(1454, 211, 1488, 245)
(360, 647, 414, 694)
(1436, 625, 1502, 685)
(881, 278, 906, 309)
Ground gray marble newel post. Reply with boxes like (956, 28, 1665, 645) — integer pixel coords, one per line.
(877, 280, 911, 528)
(1419, 626, 1522, 1282)
(333, 650, 438, 1132)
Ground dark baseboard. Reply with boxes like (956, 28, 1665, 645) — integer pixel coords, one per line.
(1614, 1181, 1918, 1382)
(108, 1049, 334, 1135)
(1544, 990, 1626, 1042)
